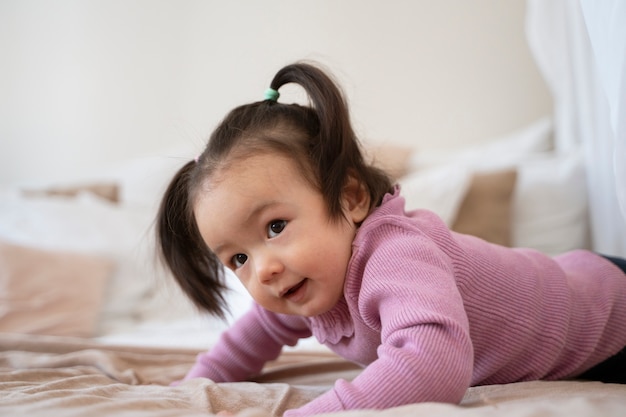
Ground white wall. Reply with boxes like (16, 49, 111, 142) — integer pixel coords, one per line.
(0, 0, 551, 186)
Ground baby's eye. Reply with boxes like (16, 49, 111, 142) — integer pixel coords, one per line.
(232, 253, 248, 268)
(267, 219, 287, 238)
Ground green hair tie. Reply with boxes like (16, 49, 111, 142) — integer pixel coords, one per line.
(264, 88, 280, 102)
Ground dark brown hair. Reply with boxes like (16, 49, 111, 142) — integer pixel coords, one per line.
(156, 62, 392, 317)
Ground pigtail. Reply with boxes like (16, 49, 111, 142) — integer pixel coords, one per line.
(156, 161, 228, 318)
(269, 62, 391, 217)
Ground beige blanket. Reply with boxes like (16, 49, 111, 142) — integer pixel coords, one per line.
(2, 332, 626, 417)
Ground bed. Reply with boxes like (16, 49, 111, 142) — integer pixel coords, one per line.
(2, 117, 623, 417)
(2, 1, 626, 416)
(3, 333, 626, 417)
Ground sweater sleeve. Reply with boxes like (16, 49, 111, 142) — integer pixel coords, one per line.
(183, 303, 312, 382)
(285, 226, 474, 417)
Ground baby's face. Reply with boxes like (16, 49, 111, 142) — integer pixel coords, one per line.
(193, 153, 359, 317)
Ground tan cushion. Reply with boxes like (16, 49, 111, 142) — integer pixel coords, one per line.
(366, 145, 415, 180)
(0, 240, 113, 337)
(452, 169, 517, 246)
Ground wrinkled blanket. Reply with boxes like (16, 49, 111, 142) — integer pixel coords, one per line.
(2, 332, 626, 417)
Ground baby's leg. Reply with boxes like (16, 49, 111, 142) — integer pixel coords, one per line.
(576, 253, 626, 383)
(577, 348, 626, 384)
(601, 254, 626, 274)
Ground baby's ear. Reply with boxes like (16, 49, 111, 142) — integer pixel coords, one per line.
(342, 175, 370, 224)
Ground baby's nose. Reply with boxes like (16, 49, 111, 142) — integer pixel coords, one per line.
(255, 254, 284, 284)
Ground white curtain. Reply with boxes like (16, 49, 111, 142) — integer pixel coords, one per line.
(525, 0, 626, 257)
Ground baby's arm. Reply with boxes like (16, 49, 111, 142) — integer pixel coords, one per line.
(286, 319, 473, 416)
(180, 304, 312, 383)
(285, 231, 475, 416)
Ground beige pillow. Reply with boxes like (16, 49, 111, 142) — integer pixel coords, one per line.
(0, 240, 113, 337)
(22, 182, 120, 203)
(366, 145, 415, 180)
(451, 169, 517, 246)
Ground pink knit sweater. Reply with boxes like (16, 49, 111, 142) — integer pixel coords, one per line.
(183, 190, 626, 416)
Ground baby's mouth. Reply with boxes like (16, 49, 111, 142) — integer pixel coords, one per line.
(282, 279, 307, 298)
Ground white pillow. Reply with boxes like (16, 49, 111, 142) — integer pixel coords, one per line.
(397, 118, 552, 229)
(106, 142, 198, 209)
(410, 117, 553, 171)
(399, 118, 590, 255)
(512, 150, 590, 254)
(399, 164, 472, 226)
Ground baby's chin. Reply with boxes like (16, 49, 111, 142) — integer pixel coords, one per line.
(265, 300, 334, 318)
(298, 297, 344, 318)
